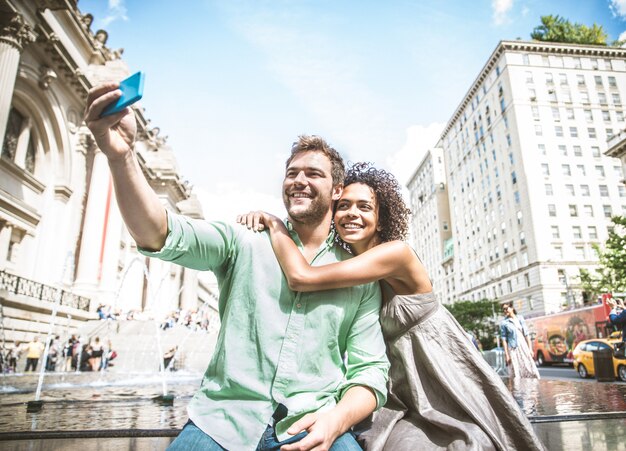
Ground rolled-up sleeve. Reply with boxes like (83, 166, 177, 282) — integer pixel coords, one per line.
(138, 211, 236, 271)
(338, 283, 389, 409)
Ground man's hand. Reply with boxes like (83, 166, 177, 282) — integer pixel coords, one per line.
(280, 411, 344, 451)
(84, 83, 137, 162)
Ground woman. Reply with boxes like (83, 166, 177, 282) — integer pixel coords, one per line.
(238, 163, 544, 451)
(500, 302, 540, 380)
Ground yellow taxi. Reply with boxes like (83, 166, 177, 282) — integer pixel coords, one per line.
(572, 336, 626, 382)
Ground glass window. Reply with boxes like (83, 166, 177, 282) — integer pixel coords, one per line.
(603, 204, 612, 217)
(588, 128, 597, 139)
(599, 92, 607, 104)
(588, 226, 598, 239)
(595, 165, 605, 177)
(532, 106, 540, 119)
(545, 184, 553, 195)
(566, 108, 575, 119)
(594, 75, 603, 87)
(569, 204, 578, 216)
(548, 204, 557, 216)
(545, 72, 554, 84)
(559, 145, 567, 156)
(608, 76, 617, 87)
(613, 93, 621, 105)
(555, 126, 563, 137)
(577, 74, 585, 85)
(535, 125, 543, 136)
(565, 184, 575, 196)
(574, 146, 582, 157)
(572, 226, 582, 239)
(577, 164, 586, 176)
(575, 246, 586, 259)
(552, 107, 560, 121)
(592, 146, 601, 157)
(617, 111, 624, 122)
(542, 164, 550, 176)
(562, 164, 571, 176)
(584, 205, 594, 217)
(602, 110, 611, 122)
(584, 109, 593, 122)
(581, 184, 590, 196)
(538, 144, 546, 155)
(551, 226, 560, 239)
(570, 127, 578, 138)
(599, 185, 609, 197)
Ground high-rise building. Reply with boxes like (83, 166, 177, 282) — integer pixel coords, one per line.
(406, 148, 454, 305)
(414, 40, 626, 316)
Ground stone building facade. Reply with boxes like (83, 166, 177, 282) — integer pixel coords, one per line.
(0, 0, 217, 343)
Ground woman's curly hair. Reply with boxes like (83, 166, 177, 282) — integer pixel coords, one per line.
(336, 162, 411, 245)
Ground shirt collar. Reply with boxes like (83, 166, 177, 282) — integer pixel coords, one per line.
(285, 218, 335, 250)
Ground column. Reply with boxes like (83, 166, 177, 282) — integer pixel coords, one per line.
(0, 13, 35, 149)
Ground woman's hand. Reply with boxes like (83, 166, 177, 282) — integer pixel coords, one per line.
(236, 211, 280, 232)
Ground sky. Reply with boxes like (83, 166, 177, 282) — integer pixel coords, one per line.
(79, 0, 626, 221)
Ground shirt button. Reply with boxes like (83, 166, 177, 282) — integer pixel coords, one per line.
(296, 303, 302, 308)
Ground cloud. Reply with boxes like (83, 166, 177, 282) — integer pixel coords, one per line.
(194, 184, 285, 223)
(100, 0, 129, 27)
(492, 0, 514, 25)
(610, 0, 626, 19)
(619, 30, 626, 43)
(386, 122, 446, 185)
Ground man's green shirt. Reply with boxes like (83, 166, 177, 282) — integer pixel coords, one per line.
(140, 212, 389, 450)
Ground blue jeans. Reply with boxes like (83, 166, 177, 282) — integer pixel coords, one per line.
(167, 419, 361, 451)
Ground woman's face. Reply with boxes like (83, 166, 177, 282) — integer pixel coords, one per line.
(334, 183, 381, 254)
(502, 304, 513, 317)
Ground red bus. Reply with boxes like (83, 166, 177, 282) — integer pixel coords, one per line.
(526, 301, 612, 366)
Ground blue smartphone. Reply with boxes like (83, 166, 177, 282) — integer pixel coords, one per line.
(100, 71, 145, 117)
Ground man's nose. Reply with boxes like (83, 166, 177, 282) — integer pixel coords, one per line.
(294, 171, 308, 184)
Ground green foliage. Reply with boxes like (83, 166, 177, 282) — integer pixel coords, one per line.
(579, 216, 626, 298)
(445, 299, 500, 350)
(531, 15, 608, 45)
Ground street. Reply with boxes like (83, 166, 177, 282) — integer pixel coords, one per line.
(538, 364, 626, 383)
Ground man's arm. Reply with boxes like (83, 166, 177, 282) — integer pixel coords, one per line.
(85, 83, 167, 251)
(280, 386, 376, 451)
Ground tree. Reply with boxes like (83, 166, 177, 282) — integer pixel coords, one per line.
(531, 15, 608, 46)
(445, 299, 500, 350)
(579, 215, 626, 299)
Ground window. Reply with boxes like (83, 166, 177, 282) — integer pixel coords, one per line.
(552, 107, 561, 120)
(573, 146, 582, 157)
(526, 71, 534, 83)
(583, 205, 594, 217)
(617, 111, 624, 122)
(562, 164, 571, 176)
(559, 145, 567, 156)
(545, 184, 553, 195)
(577, 164, 586, 176)
(532, 106, 540, 119)
(620, 186, 626, 198)
(566, 108, 575, 119)
(581, 91, 590, 104)
(613, 93, 622, 105)
(569, 127, 578, 138)
(561, 90, 572, 103)
(549, 90, 558, 102)
(584, 109, 594, 122)
(565, 184, 575, 196)
(514, 191, 520, 204)
(599, 185, 609, 197)
(551, 226, 560, 239)
(599, 92, 607, 104)
(603, 205, 613, 218)
(595, 165, 605, 177)
(614, 166, 623, 178)
(529, 87, 537, 100)
(577, 74, 585, 86)
(594, 75, 603, 87)
(588, 128, 596, 139)
(522, 54, 530, 65)
(545, 72, 554, 84)
(542, 164, 550, 176)
(535, 124, 543, 136)
(511, 171, 517, 184)
(580, 184, 590, 196)
(538, 144, 546, 155)
(548, 204, 557, 216)
(574, 57, 582, 69)
(608, 76, 617, 87)
(588, 226, 598, 240)
(1, 108, 38, 174)
(555, 126, 563, 137)
(517, 210, 523, 225)
(592, 146, 601, 157)
(591, 58, 599, 70)
(559, 73, 567, 85)
(572, 226, 582, 239)
(602, 110, 611, 122)
(569, 204, 578, 216)
(554, 245, 563, 259)
(607, 128, 614, 138)
(575, 246, 586, 259)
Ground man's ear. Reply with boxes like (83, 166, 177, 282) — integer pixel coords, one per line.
(332, 185, 343, 200)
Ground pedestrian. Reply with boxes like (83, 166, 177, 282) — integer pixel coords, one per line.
(89, 337, 103, 371)
(8, 341, 21, 373)
(607, 297, 626, 356)
(500, 302, 540, 380)
(24, 336, 45, 372)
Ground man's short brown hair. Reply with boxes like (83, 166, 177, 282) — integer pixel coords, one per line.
(285, 135, 345, 186)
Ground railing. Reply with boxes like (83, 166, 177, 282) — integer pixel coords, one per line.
(0, 269, 91, 311)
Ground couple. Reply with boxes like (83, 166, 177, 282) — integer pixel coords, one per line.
(85, 82, 544, 450)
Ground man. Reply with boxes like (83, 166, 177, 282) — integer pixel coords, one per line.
(85, 83, 389, 451)
(607, 297, 626, 344)
(24, 336, 44, 372)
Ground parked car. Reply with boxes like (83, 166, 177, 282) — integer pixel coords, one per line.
(572, 337, 626, 382)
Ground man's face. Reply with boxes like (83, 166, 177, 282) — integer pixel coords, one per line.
(283, 151, 342, 225)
